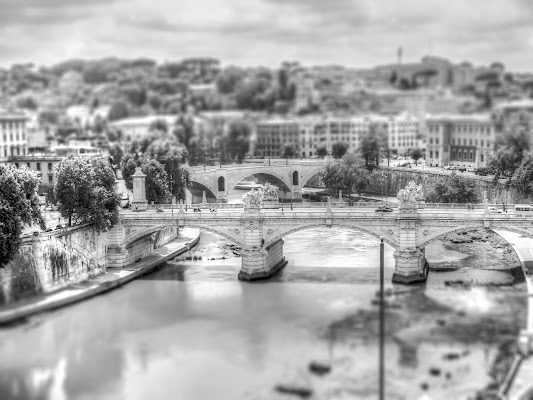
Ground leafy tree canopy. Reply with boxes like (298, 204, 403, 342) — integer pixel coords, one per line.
(320, 154, 371, 196)
(332, 142, 349, 159)
(425, 171, 479, 204)
(54, 158, 120, 230)
(0, 164, 44, 266)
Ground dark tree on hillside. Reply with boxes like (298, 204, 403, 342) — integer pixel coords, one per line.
(108, 102, 129, 121)
(225, 120, 251, 163)
(359, 124, 388, 169)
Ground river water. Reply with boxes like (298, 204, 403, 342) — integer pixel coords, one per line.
(0, 227, 526, 400)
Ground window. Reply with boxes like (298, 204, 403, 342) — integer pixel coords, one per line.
(15, 163, 19, 168)
(430, 151, 433, 158)
(48, 176, 53, 184)
(435, 138, 439, 145)
(481, 140, 484, 147)
(452, 151, 456, 159)
(436, 151, 439, 158)
(470, 151, 473, 160)
(26, 163, 30, 168)
(469, 139, 472, 145)
(481, 154, 484, 162)
(292, 171, 299, 186)
(48, 163, 52, 171)
(36, 163, 41, 171)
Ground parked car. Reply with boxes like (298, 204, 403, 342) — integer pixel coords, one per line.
(193, 207, 201, 212)
(442, 165, 455, 170)
(466, 167, 477, 172)
(515, 204, 533, 212)
(156, 207, 164, 212)
(56, 224, 63, 229)
(488, 207, 502, 214)
(398, 162, 411, 168)
(457, 166, 467, 172)
(475, 168, 488, 176)
(375, 206, 393, 213)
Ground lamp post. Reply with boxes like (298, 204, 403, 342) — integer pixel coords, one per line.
(381, 172, 386, 208)
(169, 174, 174, 205)
(379, 237, 385, 400)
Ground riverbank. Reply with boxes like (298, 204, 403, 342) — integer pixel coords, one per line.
(0, 228, 200, 326)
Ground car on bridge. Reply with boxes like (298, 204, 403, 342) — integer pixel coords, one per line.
(488, 207, 503, 214)
(375, 206, 393, 212)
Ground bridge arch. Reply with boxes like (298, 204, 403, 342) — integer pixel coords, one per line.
(417, 224, 533, 250)
(188, 180, 217, 201)
(228, 170, 291, 192)
(267, 222, 398, 249)
(124, 224, 177, 248)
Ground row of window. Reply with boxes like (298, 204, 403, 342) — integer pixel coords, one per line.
(1, 132, 26, 143)
(0, 122, 25, 130)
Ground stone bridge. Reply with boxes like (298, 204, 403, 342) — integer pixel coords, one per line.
(112, 168, 533, 284)
(108, 201, 533, 284)
(188, 161, 327, 202)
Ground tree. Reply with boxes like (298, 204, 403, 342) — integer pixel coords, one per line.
(216, 66, 245, 94)
(149, 118, 168, 134)
(0, 164, 44, 267)
(320, 154, 371, 198)
(145, 139, 189, 202)
(142, 158, 170, 204)
(359, 124, 387, 169)
(487, 111, 532, 179)
(410, 148, 423, 166)
(225, 120, 251, 163)
(283, 144, 296, 159)
(108, 102, 129, 121)
(316, 145, 328, 158)
(511, 153, 533, 200)
(54, 158, 120, 230)
(173, 114, 195, 150)
(425, 171, 479, 204)
(109, 143, 124, 167)
(332, 142, 349, 159)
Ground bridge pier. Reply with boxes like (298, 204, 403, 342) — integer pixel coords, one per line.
(237, 206, 287, 281)
(392, 248, 428, 284)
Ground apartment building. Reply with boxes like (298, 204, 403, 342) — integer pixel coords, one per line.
(0, 110, 28, 162)
(255, 114, 419, 158)
(425, 114, 495, 168)
(8, 155, 63, 200)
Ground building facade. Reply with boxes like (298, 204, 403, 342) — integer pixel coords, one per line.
(0, 110, 28, 162)
(255, 114, 420, 158)
(425, 114, 495, 168)
(8, 155, 63, 199)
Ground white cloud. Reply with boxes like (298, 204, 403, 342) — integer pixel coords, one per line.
(0, 0, 531, 71)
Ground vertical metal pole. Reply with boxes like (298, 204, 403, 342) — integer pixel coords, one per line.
(379, 236, 385, 400)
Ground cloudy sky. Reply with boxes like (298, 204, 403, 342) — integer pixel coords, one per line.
(1, 0, 532, 71)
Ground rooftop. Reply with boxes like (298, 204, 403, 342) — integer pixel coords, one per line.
(425, 113, 492, 122)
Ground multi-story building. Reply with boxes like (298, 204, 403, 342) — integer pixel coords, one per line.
(8, 155, 63, 199)
(0, 110, 28, 162)
(425, 114, 495, 168)
(255, 114, 420, 158)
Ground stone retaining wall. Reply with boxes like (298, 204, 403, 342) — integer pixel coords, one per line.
(0, 225, 108, 305)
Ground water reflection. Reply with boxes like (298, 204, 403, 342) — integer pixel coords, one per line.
(0, 228, 526, 400)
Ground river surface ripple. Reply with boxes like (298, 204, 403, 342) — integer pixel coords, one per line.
(0, 228, 526, 400)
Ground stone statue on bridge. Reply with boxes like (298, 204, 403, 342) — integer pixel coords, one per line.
(243, 188, 264, 207)
(262, 182, 279, 201)
(397, 181, 423, 207)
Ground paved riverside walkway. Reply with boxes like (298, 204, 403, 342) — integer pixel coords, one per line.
(492, 230, 533, 400)
(0, 228, 200, 325)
